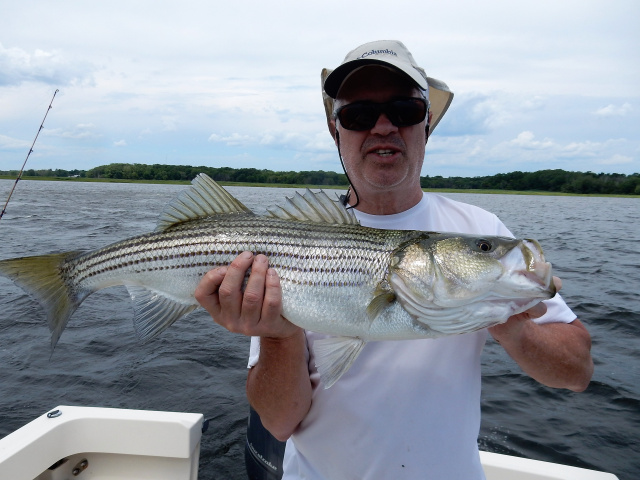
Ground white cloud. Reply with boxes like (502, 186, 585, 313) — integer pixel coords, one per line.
(437, 94, 505, 136)
(258, 131, 334, 153)
(161, 115, 178, 131)
(208, 130, 334, 154)
(561, 140, 605, 157)
(304, 131, 336, 154)
(509, 131, 555, 150)
(258, 132, 306, 149)
(208, 133, 252, 147)
(437, 93, 548, 137)
(0, 134, 29, 150)
(594, 103, 632, 117)
(0, 42, 95, 86)
(522, 96, 546, 110)
(598, 154, 633, 166)
(113, 140, 127, 147)
(427, 130, 637, 177)
(44, 124, 100, 140)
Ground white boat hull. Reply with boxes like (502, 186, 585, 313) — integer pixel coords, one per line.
(0, 406, 618, 480)
(479, 451, 619, 480)
(0, 406, 203, 480)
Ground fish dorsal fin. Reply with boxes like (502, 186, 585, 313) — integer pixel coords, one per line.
(156, 173, 252, 231)
(266, 189, 359, 225)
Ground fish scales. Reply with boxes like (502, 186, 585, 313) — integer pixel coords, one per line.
(0, 173, 556, 387)
(65, 215, 402, 292)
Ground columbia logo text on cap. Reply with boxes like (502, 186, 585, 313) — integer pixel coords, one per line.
(357, 49, 398, 59)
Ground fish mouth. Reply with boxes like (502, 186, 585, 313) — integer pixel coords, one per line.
(519, 240, 555, 293)
(520, 262, 554, 292)
(499, 239, 555, 295)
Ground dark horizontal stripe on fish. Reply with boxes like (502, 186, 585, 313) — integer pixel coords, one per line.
(65, 243, 386, 287)
(72, 223, 391, 268)
(68, 243, 381, 286)
(62, 218, 400, 285)
(67, 242, 384, 280)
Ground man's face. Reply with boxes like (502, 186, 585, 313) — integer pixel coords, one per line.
(332, 67, 428, 204)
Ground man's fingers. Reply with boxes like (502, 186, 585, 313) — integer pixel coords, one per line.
(261, 267, 283, 321)
(217, 251, 254, 310)
(194, 266, 227, 317)
(241, 254, 269, 318)
(553, 276, 562, 292)
(195, 252, 293, 338)
(220, 251, 254, 294)
(527, 301, 548, 319)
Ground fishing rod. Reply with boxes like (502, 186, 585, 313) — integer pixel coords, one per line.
(0, 89, 59, 222)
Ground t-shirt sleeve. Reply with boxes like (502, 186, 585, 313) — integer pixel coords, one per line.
(248, 336, 260, 368)
(536, 293, 577, 324)
(247, 333, 312, 369)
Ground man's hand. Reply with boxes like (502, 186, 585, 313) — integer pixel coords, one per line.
(488, 301, 547, 340)
(195, 251, 301, 339)
(196, 251, 312, 440)
(489, 277, 593, 392)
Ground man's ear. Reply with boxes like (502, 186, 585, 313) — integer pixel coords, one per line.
(329, 119, 338, 146)
(425, 110, 433, 144)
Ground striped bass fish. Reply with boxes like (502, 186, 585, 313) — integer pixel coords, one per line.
(0, 174, 556, 387)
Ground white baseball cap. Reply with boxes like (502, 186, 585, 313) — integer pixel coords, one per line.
(322, 40, 454, 135)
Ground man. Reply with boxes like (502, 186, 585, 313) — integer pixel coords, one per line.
(195, 40, 593, 479)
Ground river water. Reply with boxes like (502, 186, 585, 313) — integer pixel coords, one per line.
(0, 179, 637, 479)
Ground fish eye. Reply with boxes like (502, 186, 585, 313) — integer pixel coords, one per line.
(476, 239, 493, 252)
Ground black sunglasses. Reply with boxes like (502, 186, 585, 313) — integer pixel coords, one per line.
(334, 97, 428, 131)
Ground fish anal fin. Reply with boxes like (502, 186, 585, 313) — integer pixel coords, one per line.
(156, 173, 252, 231)
(313, 336, 366, 389)
(125, 285, 198, 342)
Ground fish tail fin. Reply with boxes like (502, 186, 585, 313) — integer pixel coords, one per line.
(0, 252, 88, 349)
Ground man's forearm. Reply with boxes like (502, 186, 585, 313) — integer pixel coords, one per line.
(246, 329, 313, 441)
(491, 318, 593, 392)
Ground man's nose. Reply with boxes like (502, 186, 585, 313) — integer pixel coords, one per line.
(370, 113, 398, 135)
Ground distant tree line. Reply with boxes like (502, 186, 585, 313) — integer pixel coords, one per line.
(85, 163, 348, 186)
(421, 169, 640, 195)
(2, 164, 638, 194)
(3, 168, 86, 178)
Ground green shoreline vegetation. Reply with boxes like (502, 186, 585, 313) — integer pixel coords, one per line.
(1, 163, 639, 197)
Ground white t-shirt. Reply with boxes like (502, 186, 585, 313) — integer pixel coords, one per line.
(249, 192, 576, 480)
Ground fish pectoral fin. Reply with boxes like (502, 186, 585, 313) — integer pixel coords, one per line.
(126, 286, 198, 342)
(313, 336, 366, 389)
(366, 284, 396, 320)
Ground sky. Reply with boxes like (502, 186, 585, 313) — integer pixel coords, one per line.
(0, 0, 638, 178)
